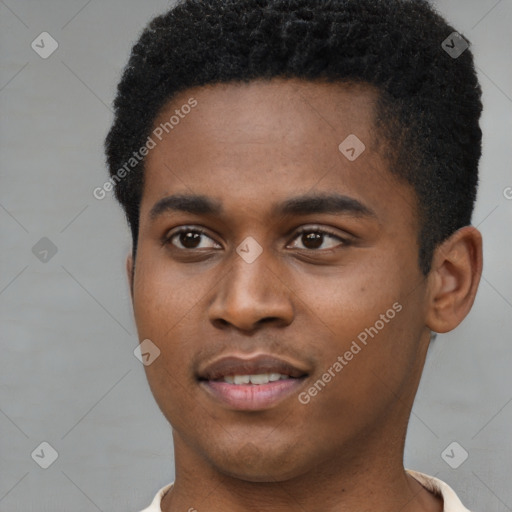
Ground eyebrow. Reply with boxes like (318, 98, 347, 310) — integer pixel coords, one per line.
(149, 192, 376, 221)
(275, 193, 376, 218)
(150, 194, 222, 220)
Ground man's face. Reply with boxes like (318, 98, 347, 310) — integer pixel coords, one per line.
(130, 79, 432, 481)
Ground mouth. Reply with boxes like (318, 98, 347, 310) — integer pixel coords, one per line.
(197, 354, 309, 411)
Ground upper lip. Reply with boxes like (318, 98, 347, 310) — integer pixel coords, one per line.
(197, 354, 310, 381)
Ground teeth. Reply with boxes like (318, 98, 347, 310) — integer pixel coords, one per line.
(248, 374, 270, 384)
(223, 373, 291, 384)
(233, 375, 250, 385)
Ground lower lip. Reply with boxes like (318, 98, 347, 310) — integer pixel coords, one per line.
(201, 378, 306, 410)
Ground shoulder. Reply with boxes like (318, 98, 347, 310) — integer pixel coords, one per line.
(138, 482, 174, 512)
(406, 469, 473, 512)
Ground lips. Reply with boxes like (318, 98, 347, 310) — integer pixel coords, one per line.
(197, 354, 309, 381)
(197, 353, 310, 411)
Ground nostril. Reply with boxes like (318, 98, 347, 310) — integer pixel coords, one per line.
(258, 317, 280, 324)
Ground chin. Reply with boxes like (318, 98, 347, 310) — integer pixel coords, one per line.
(205, 442, 308, 483)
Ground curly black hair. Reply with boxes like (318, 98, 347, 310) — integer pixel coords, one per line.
(104, 0, 482, 275)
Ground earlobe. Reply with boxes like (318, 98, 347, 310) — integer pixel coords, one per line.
(126, 253, 134, 301)
(425, 226, 483, 333)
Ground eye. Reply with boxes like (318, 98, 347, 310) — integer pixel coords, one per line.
(287, 226, 348, 251)
(164, 227, 221, 250)
(163, 225, 348, 252)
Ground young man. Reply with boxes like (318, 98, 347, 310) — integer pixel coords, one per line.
(104, 0, 483, 510)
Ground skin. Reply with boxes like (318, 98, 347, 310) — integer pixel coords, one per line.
(126, 78, 482, 512)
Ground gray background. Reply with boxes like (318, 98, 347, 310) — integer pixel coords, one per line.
(1, 0, 511, 510)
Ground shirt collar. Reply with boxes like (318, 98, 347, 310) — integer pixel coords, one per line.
(140, 470, 472, 512)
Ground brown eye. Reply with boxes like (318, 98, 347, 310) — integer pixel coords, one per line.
(288, 227, 347, 251)
(165, 227, 221, 250)
(177, 231, 202, 249)
(301, 232, 324, 249)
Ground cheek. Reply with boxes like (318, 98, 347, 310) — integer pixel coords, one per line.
(132, 250, 208, 338)
(131, 254, 207, 393)
(298, 303, 422, 439)
(291, 259, 401, 334)
(131, 255, 207, 423)
(294, 257, 422, 396)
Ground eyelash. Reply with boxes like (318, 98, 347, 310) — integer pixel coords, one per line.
(162, 225, 350, 251)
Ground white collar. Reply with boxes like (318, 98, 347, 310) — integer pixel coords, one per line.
(139, 469, 472, 511)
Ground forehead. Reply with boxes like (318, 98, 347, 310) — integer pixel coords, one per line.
(140, 78, 414, 228)
(149, 77, 381, 156)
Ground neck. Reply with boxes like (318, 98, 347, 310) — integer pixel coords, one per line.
(161, 423, 442, 512)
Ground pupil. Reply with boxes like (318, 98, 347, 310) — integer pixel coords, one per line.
(303, 232, 322, 249)
(181, 232, 201, 248)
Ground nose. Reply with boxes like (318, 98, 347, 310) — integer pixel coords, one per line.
(208, 249, 295, 332)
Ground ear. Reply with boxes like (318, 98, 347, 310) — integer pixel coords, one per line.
(425, 226, 483, 333)
(126, 253, 134, 301)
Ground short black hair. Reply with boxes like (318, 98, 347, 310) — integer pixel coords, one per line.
(104, 0, 482, 275)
